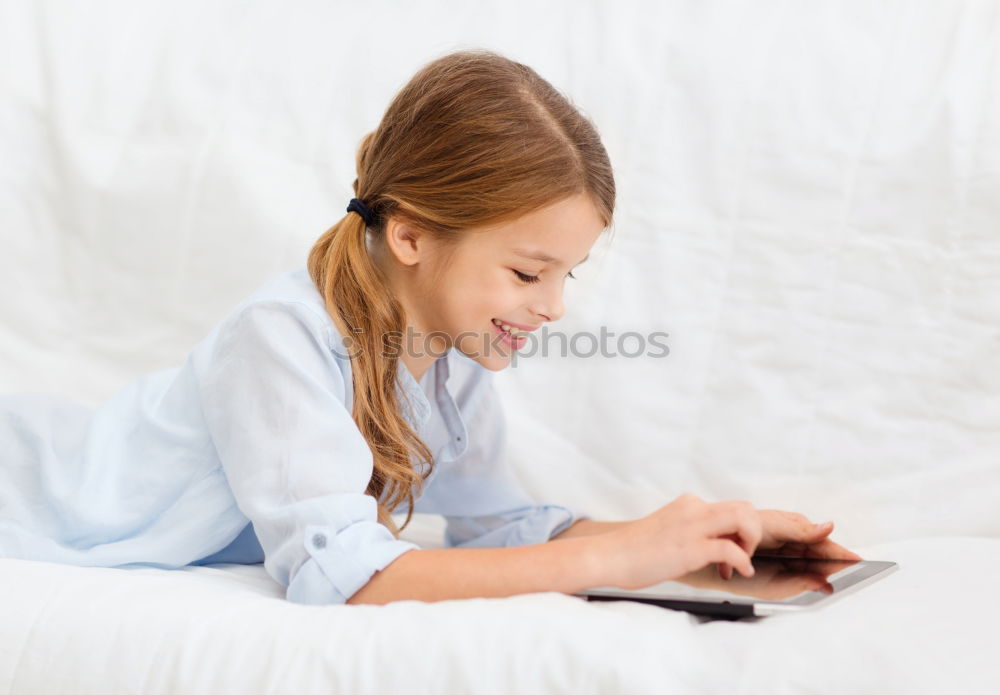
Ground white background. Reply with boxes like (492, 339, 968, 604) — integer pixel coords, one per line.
(1, 0, 997, 554)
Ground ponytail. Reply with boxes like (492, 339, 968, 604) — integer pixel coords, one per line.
(307, 201, 433, 537)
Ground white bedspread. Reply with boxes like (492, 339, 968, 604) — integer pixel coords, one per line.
(1, 521, 996, 694)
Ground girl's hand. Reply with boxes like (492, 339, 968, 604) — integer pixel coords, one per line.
(594, 493, 763, 591)
(715, 509, 864, 580)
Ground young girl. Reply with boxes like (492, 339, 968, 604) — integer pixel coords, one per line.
(0, 49, 860, 606)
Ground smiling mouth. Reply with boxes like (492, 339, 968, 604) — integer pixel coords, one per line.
(491, 318, 527, 336)
(490, 319, 529, 352)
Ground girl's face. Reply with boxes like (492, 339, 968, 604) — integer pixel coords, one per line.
(379, 192, 606, 379)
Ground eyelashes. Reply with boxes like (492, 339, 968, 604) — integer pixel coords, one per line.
(512, 269, 577, 284)
(512, 269, 541, 284)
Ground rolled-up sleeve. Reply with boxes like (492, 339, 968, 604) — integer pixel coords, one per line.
(198, 300, 418, 605)
(418, 371, 591, 549)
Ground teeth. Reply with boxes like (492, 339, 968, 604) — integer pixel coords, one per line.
(493, 319, 521, 335)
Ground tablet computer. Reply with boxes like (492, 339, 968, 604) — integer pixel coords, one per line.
(573, 555, 898, 619)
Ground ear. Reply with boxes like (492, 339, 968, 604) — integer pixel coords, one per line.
(383, 216, 427, 268)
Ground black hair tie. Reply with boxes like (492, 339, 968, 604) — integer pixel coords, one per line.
(346, 197, 375, 227)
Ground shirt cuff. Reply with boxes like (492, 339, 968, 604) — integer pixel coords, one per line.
(286, 521, 420, 605)
(445, 504, 591, 549)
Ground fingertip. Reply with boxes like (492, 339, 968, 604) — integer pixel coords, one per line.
(812, 523, 834, 536)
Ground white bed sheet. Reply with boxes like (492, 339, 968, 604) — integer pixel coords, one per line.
(1, 517, 997, 694)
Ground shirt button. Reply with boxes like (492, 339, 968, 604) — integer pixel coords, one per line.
(312, 533, 327, 549)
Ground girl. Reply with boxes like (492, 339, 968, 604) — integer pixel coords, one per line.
(0, 49, 860, 606)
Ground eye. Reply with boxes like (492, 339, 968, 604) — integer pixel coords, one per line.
(512, 269, 540, 284)
(567, 271, 576, 280)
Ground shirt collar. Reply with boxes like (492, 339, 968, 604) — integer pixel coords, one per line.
(395, 352, 451, 428)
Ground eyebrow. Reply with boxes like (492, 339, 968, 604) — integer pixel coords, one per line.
(512, 248, 590, 266)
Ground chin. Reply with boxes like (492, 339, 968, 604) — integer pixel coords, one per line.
(454, 331, 514, 371)
(481, 356, 512, 372)
(459, 348, 512, 372)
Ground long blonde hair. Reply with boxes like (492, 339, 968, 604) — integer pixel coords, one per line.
(307, 49, 615, 536)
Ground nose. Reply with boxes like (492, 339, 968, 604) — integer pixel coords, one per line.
(530, 281, 565, 323)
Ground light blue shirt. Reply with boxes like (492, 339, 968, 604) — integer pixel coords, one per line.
(0, 267, 588, 604)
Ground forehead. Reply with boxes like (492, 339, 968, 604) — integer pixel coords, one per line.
(467, 193, 605, 260)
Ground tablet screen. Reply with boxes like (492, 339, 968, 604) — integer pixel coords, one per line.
(580, 555, 867, 605)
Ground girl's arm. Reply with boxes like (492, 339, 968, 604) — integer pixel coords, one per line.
(348, 498, 866, 605)
(550, 519, 631, 540)
(350, 495, 805, 604)
(346, 535, 606, 605)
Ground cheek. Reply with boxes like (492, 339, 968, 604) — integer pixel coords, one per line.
(460, 294, 502, 325)
(446, 268, 522, 327)
(476, 277, 522, 317)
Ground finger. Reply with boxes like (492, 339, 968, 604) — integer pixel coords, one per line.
(703, 502, 763, 557)
(705, 538, 754, 578)
(763, 543, 802, 558)
(805, 537, 864, 561)
(717, 562, 732, 580)
(770, 512, 840, 547)
(806, 521, 836, 540)
(795, 515, 835, 540)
